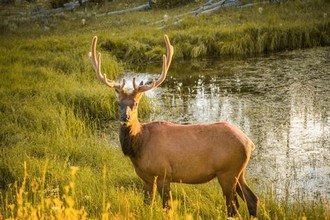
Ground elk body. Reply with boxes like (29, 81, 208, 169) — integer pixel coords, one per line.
(89, 35, 258, 217)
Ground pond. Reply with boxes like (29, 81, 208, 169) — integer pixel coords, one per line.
(123, 47, 330, 201)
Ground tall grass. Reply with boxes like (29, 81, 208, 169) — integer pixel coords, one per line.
(1, 162, 329, 219)
(1, 0, 330, 219)
(0, 33, 153, 218)
(99, 2, 330, 61)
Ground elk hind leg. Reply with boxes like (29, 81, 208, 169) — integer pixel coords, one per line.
(236, 173, 258, 217)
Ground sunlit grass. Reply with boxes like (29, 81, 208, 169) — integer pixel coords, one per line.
(1, 159, 329, 219)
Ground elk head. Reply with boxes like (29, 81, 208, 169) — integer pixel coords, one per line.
(89, 35, 174, 126)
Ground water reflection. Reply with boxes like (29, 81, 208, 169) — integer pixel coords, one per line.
(125, 47, 330, 200)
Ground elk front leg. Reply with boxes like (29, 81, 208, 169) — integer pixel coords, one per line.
(143, 181, 153, 205)
(157, 180, 171, 209)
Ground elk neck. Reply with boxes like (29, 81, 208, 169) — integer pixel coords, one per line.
(119, 116, 143, 159)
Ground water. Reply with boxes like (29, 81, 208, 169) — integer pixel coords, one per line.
(124, 47, 330, 201)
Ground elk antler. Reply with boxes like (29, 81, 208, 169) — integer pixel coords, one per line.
(89, 36, 125, 92)
(133, 35, 174, 93)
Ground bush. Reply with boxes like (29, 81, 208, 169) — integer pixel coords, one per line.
(152, 0, 195, 8)
(50, 0, 70, 8)
(0, 0, 14, 4)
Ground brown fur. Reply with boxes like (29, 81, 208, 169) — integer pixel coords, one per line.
(119, 125, 142, 158)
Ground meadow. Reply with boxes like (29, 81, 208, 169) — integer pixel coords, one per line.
(0, 0, 330, 219)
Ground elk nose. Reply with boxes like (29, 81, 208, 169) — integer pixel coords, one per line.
(120, 112, 129, 121)
(120, 114, 127, 122)
(120, 107, 131, 122)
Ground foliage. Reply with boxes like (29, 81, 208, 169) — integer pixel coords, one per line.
(0, 0, 14, 4)
(152, 0, 195, 9)
(50, 0, 71, 8)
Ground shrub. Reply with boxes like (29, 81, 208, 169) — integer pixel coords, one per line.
(152, 0, 195, 9)
(0, 0, 14, 4)
(50, 0, 70, 8)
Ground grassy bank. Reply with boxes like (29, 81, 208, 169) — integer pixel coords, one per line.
(0, 35, 151, 218)
(1, 0, 330, 219)
(98, 1, 330, 62)
(2, 1, 330, 62)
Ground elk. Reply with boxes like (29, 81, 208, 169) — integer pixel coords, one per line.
(89, 35, 258, 217)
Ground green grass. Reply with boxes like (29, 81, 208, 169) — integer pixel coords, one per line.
(0, 34, 153, 218)
(0, 0, 330, 219)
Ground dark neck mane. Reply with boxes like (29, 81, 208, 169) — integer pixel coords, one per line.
(119, 121, 142, 158)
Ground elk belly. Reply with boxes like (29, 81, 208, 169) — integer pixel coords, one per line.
(171, 169, 217, 184)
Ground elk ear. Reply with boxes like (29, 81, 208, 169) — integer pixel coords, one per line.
(116, 89, 124, 97)
(134, 91, 143, 101)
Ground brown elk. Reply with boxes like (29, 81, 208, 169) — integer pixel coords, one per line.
(89, 35, 258, 217)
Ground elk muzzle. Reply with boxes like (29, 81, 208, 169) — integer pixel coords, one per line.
(120, 106, 132, 123)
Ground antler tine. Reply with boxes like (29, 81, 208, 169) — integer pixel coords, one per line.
(89, 36, 123, 92)
(133, 77, 139, 90)
(134, 35, 174, 93)
(121, 79, 126, 89)
(164, 35, 174, 72)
